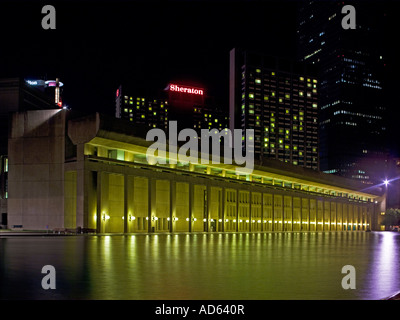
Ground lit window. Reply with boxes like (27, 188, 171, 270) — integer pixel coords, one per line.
(255, 79, 261, 84)
(249, 93, 254, 99)
(256, 68, 261, 73)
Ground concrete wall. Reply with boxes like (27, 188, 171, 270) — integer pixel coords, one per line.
(8, 109, 66, 230)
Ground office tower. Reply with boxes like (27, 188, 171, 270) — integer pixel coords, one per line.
(115, 85, 169, 130)
(296, 1, 387, 184)
(115, 83, 228, 133)
(229, 48, 319, 170)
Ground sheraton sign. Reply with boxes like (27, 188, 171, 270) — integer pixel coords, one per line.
(169, 84, 204, 96)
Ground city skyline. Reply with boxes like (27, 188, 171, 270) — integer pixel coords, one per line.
(0, 1, 299, 113)
(1, 1, 399, 160)
(2, 1, 400, 305)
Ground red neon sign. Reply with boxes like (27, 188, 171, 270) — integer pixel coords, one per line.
(169, 84, 204, 96)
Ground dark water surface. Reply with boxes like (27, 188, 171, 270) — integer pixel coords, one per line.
(1, 231, 399, 300)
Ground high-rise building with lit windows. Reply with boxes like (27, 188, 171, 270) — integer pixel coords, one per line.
(115, 85, 169, 130)
(115, 84, 228, 134)
(296, 1, 387, 184)
(229, 48, 319, 170)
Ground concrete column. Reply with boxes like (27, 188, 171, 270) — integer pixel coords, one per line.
(249, 191, 252, 232)
(148, 178, 155, 232)
(76, 143, 85, 229)
(189, 182, 194, 232)
(271, 193, 275, 231)
(307, 197, 311, 231)
(261, 192, 264, 232)
(221, 187, 225, 232)
(235, 189, 239, 232)
(170, 180, 175, 233)
(123, 175, 128, 233)
(96, 171, 102, 233)
(205, 185, 211, 232)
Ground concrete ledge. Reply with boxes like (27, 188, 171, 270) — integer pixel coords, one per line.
(384, 290, 400, 300)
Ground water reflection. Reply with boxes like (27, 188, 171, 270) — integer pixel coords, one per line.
(366, 232, 400, 299)
(0, 232, 399, 300)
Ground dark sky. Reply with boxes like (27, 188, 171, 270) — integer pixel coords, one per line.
(0, 0, 399, 119)
(0, 0, 298, 114)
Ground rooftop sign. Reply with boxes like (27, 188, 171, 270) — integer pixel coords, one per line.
(169, 84, 204, 96)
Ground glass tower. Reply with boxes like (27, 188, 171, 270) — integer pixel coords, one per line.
(230, 48, 319, 170)
(296, 1, 387, 184)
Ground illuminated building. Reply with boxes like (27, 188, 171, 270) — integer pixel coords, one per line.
(0, 77, 61, 228)
(115, 83, 228, 134)
(115, 85, 169, 130)
(7, 109, 385, 232)
(296, 1, 387, 184)
(229, 48, 319, 170)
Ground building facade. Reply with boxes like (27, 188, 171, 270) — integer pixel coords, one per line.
(115, 83, 228, 134)
(229, 48, 319, 170)
(7, 110, 385, 232)
(296, 1, 387, 183)
(0, 77, 61, 228)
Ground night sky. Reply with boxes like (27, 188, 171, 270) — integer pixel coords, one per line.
(0, 0, 299, 114)
(0, 1, 399, 126)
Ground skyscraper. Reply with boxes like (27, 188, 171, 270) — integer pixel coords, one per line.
(229, 48, 319, 170)
(115, 83, 228, 134)
(296, 1, 387, 184)
(115, 85, 169, 131)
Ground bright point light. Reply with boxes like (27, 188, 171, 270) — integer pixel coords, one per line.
(384, 179, 389, 186)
